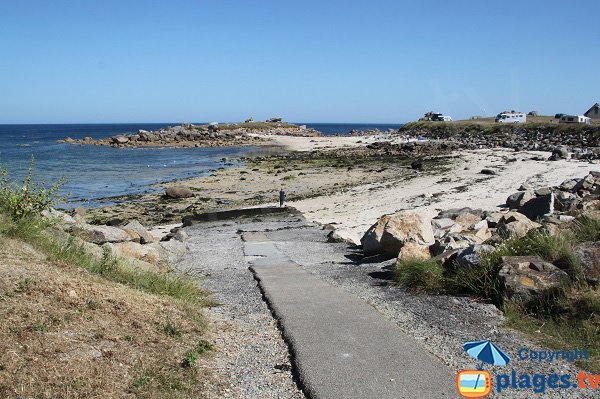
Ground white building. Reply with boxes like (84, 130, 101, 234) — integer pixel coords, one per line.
(559, 115, 592, 125)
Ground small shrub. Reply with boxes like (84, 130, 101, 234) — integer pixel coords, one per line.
(571, 214, 600, 243)
(162, 320, 182, 338)
(0, 157, 65, 220)
(86, 298, 100, 310)
(181, 340, 213, 368)
(449, 229, 581, 305)
(394, 257, 444, 292)
(32, 323, 48, 332)
(15, 278, 33, 293)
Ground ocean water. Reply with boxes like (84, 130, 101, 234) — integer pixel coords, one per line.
(0, 122, 402, 208)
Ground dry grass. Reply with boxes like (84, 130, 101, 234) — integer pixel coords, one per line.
(0, 237, 221, 398)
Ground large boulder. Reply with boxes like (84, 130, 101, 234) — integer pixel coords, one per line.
(453, 244, 494, 269)
(559, 179, 578, 192)
(573, 242, 600, 285)
(112, 136, 129, 144)
(548, 147, 569, 161)
(72, 223, 134, 245)
(518, 193, 554, 221)
(497, 212, 541, 239)
(506, 190, 535, 209)
(327, 228, 361, 246)
(159, 240, 189, 265)
(165, 186, 194, 199)
(41, 208, 76, 228)
(123, 220, 156, 244)
(573, 174, 596, 193)
(554, 191, 580, 213)
(499, 256, 570, 307)
(103, 242, 170, 271)
(361, 212, 434, 256)
(398, 242, 431, 260)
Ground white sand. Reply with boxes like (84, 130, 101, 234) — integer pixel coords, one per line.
(256, 133, 401, 152)
(288, 148, 600, 237)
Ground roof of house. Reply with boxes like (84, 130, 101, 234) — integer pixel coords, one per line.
(584, 103, 599, 114)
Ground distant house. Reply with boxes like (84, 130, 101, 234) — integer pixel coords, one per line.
(559, 115, 592, 125)
(584, 103, 600, 119)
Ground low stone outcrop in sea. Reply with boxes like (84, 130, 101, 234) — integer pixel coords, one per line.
(59, 122, 321, 148)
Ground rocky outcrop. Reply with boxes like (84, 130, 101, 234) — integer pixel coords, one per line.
(398, 122, 600, 157)
(42, 209, 188, 273)
(123, 220, 156, 244)
(72, 224, 135, 245)
(61, 122, 321, 148)
(499, 256, 569, 307)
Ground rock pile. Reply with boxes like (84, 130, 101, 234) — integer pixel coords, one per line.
(42, 209, 189, 273)
(400, 123, 600, 159)
(60, 123, 320, 148)
(359, 171, 600, 307)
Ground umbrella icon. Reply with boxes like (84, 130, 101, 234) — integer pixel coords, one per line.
(464, 339, 511, 370)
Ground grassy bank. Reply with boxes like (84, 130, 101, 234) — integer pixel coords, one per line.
(394, 215, 600, 372)
(400, 120, 600, 138)
(0, 164, 217, 398)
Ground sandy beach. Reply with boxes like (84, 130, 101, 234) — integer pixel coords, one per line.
(86, 133, 600, 239)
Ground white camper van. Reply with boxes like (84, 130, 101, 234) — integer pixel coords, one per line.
(559, 115, 592, 125)
(495, 112, 526, 123)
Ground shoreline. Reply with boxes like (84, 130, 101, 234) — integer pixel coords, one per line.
(78, 133, 600, 240)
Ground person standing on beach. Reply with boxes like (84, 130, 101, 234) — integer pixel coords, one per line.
(279, 188, 287, 208)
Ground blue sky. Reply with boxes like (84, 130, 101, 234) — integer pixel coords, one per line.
(0, 0, 598, 123)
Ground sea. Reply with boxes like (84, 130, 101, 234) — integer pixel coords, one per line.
(0, 123, 402, 208)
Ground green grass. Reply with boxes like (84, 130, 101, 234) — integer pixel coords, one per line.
(0, 212, 210, 306)
(504, 295, 600, 373)
(571, 214, 600, 243)
(394, 257, 445, 292)
(32, 323, 49, 332)
(162, 320, 183, 338)
(181, 340, 213, 368)
(448, 229, 582, 306)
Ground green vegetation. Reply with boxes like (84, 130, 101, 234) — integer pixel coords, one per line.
(504, 293, 600, 373)
(394, 213, 600, 372)
(0, 157, 65, 220)
(0, 213, 208, 304)
(0, 163, 214, 397)
(32, 323, 49, 332)
(181, 340, 213, 368)
(448, 230, 582, 305)
(394, 257, 444, 292)
(162, 320, 183, 338)
(400, 120, 600, 140)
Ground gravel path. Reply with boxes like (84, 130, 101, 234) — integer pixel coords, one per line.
(176, 215, 306, 399)
(177, 210, 591, 399)
(273, 227, 588, 399)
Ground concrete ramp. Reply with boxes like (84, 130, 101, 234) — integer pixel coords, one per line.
(245, 239, 456, 399)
